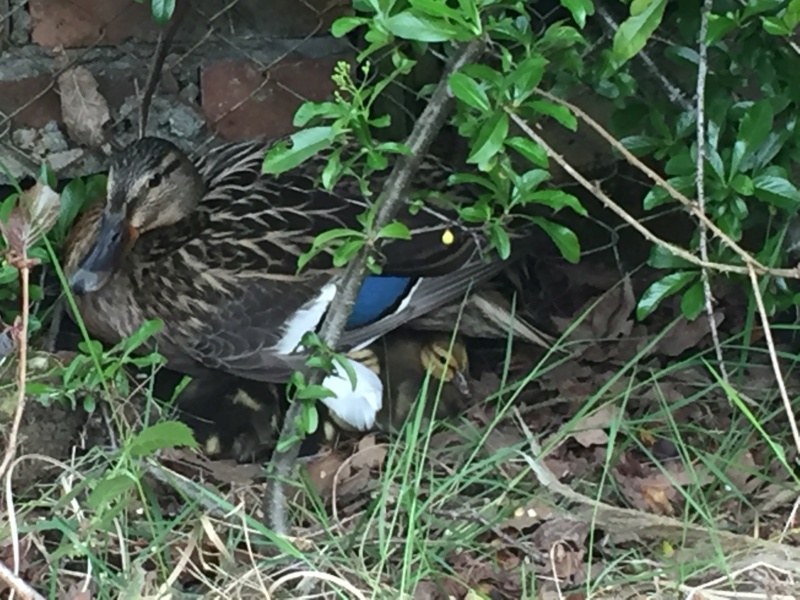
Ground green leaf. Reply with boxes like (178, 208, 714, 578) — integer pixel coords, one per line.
(505, 137, 548, 168)
(150, 0, 175, 24)
(331, 16, 367, 37)
(509, 55, 548, 101)
(333, 239, 363, 267)
(384, 12, 456, 42)
(613, 0, 668, 62)
(680, 280, 705, 320)
(54, 178, 90, 241)
(706, 14, 737, 44)
(0, 264, 17, 284)
(528, 100, 577, 131)
(127, 421, 198, 458)
(488, 223, 511, 259)
(560, 0, 595, 28)
(294, 102, 345, 127)
(377, 221, 412, 240)
(262, 127, 336, 174)
(467, 112, 509, 166)
(86, 475, 136, 510)
(122, 319, 163, 355)
(636, 271, 697, 320)
(731, 100, 774, 176)
(752, 174, 800, 211)
(531, 217, 580, 263)
(528, 189, 587, 215)
(448, 72, 491, 112)
(648, 245, 694, 269)
(762, 16, 792, 36)
(0, 193, 17, 224)
(730, 173, 754, 196)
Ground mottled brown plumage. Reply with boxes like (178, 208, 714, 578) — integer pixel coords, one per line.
(62, 137, 529, 430)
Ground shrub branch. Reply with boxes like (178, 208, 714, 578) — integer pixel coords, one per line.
(262, 38, 487, 537)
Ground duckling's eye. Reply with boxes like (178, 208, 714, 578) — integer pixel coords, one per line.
(147, 173, 163, 189)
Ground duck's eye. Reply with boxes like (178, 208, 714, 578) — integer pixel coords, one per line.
(147, 173, 163, 189)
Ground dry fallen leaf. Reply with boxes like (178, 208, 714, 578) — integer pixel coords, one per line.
(57, 64, 111, 147)
(651, 312, 725, 357)
(305, 450, 346, 499)
(349, 434, 387, 471)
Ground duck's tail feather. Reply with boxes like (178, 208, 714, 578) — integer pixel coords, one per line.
(339, 256, 510, 351)
(407, 290, 555, 348)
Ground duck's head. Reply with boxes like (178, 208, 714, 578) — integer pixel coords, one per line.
(68, 137, 204, 295)
(421, 336, 471, 397)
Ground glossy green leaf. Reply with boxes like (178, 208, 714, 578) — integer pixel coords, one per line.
(262, 127, 336, 175)
(753, 174, 800, 210)
(528, 100, 578, 131)
(730, 173, 754, 196)
(731, 100, 774, 176)
(384, 12, 455, 42)
(294, 102, 345, 127)
(531, 217, 580, 263)
(505, 137, 548, 168)
(706, 14, 737, 44)
(680, 280, 705, 320)
(378, 221, 412, 240)
(467, 112, 509, 166)
(127, 421, 197, 458)
(648, 245, 694, 269)
(528, 189, 587, 215)
(636, 271, 697, 320)
(488, 223, 511, 259)
(150, 0, 175, 24)
(331, 16, 367, 37)
(448, 72, 491, 112)
(613, 0, 668, 62)
(560, 0, 595, 28)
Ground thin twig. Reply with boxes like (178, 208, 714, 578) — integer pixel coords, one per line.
(512, 408, 800, 567)
(138, 0, 189, 139)
(747, 266, 800, 455)
(530, 89, 795, 278)
(262, 37, 487, 537)
(506, 109, 799, 278)
(695, 0, 729, 384)
(0, 263, 31, 482)
(0, 560, 45, 600)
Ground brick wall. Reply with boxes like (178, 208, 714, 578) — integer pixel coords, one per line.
(0, 0, 352, 184)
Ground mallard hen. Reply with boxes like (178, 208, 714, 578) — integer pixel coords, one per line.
(63, 137, 528, 431)
(176, 329, 472, 462)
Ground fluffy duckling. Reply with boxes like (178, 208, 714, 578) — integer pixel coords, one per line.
(175, 330, 472, 462)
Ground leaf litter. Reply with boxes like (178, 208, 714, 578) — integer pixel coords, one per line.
(9, 255, 800, 598)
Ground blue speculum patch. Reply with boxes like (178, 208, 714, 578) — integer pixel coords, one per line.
(347, 275, 415, 328)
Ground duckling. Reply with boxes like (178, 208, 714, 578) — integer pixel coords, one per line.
(174, 330, 472, 462)
(62, 137, 533, 432)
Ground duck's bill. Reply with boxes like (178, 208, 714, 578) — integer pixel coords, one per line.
(68, 211, 134, 295)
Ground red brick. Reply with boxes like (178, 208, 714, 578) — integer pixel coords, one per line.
(239, 0, 351, 37)
(201, 55, 349, 142)
(29, 0, 160, 48)
(0, 75, 61, 129)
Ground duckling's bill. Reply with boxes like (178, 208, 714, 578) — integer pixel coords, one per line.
(319, 357, 383, 431)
